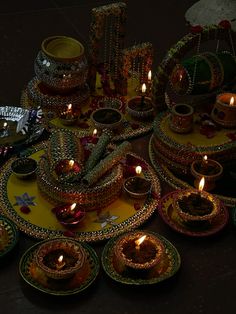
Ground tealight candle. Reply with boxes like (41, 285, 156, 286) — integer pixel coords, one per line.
(54, 202, 85, 227)
(60, 103, 78, 126)
(211, 92, 236, 128)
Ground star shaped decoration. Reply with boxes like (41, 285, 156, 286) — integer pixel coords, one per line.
(13, 193, 36, 207)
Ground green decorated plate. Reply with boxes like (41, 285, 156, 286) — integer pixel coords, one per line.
(158, 191, 229, 237)
(0, 215, 19, 258)
(101, 231, 181, 285)
(19, 240, 100, 296)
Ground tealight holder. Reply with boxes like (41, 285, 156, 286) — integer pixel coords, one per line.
(114, 231, 165, 274)
(211, 93, 236, 128)
(126, 96, 154, 120)
(191, 159, 223, 191)
(91, 107, 123, 131)
(35, 238, 86, 280)
(123, 176, 152, 198)
(59, 111, 79, 126)
(54, 203, 85, 228)
(173, 189, 221, 223)
(11, 157, 37, 179)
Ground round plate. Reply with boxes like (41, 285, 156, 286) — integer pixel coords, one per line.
(19, 240, 99, 296)
(0, 142, 161, 242)
(158, 191, 229, 237)
(149, 135, 236, 207)
(0, 215, 19, 258)
(101, 231, 181, 285)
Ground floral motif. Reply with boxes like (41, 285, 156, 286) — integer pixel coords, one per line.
(94, 211, 119, 228)
(14, 193, 36, 207)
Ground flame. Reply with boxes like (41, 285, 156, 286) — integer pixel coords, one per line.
(148, 70, 152, 81)
(93, 128, 98, 136)
(179, 74, 183, 82)
(198, 177, 205, 192)
(203, 155, 208, 162)
(141, 83, 146, 94)
(135, 166, 142, 175)
(3, 122, 7, 128)
(135, 235, 146, 248)
(70, 203, 77, 211)
(58, 255, 64, 263)
(67, 103, 72, 111)
(69, 159, 74, 168)
(229, 97, 235, 106)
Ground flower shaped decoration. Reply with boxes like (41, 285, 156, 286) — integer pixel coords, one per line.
(94, 211, 119, 229)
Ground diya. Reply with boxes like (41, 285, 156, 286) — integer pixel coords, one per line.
(35, 238, 86, 280)
(211, 93, 236, 128)
(11, 157, 37, 179)
(169, 103, 194, 134)
(59, 103, 79, 126)
(191, 155, 223, 191)
(114, 231, 165, 273)
(126, 83, 154, 120)
(173, 177, 221, 223)
(91, 107, 123, 131)
(54, 203, 85, 227)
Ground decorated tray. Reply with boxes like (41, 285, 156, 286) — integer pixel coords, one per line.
(19, 240, 99, 295)
(158, 191, 229, 237)
(0, 215, 19, 258)
(149, 135, 236, 207)
(0, 142, 161, 242)
(101, 231, 181, 285)
(20, 77, 153, 142)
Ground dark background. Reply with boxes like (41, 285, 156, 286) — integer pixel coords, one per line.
(0, 1, 236, 314)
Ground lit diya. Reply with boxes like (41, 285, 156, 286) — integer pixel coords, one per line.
(35, 238, 86, 280)
(123, 166, 152, 198)
(54, 203, 85, 227)
(191, 155, 223, 191)
(60, 103, 79, 125)
(54, 158, 82, 181)
(211, 93, 236, 128)
(127, 83, 154, 120)
(91, 107, 123, 130)
(173, 177, 221, 223)
(114, 231, 165, 273)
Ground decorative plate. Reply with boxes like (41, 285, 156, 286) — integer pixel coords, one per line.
(158, 191, 229, 237)
(149, 135, 236, 207)
(101, 231, 181, 285)
(20, 76, 153, 142)
(0, 142, 161, 242)
(19, 240, 99, 296)
(0, 215, 19, 258)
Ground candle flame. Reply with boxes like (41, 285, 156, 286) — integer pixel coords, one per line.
(179, 74, 183, 82)
(135, 166, 142, 175)
(135, 235, 146, 248)
(148, 70, 152, 81)
(3, 122, 7, 128)
(141, 83, 146, 94)
(93, 128, 98, 136)
(203, 155, 208, 162)
(67, 103, 72, 111)
(198, 177, 205, 192)
(58, 255, 64, 263)
(70, 203, 77, 211)
(69, 159, 74, 168)
(230, 97, 235, 106)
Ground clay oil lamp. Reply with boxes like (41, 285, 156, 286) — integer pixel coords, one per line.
(169, 103, 194, 134)
(35, 238, 86, 280)
(54, 202, 85, 228)
(54, 158, 82, 182)
(91, 107, 123, 131)
(11, 157, 37, 179)
(123, 166, 152, 198)
(211, 93, 236, 128)
(60, 103, 78, 126)
(173, 177, 221, 224)
(127, 83, 154, 120)
(191, 155, 223, 191)
(114, 231, 165, 274)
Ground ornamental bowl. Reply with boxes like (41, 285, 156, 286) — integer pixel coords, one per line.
(11, 157, 37, 179)
(90, 108, 123, 131)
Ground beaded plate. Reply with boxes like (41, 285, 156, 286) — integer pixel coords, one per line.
(101, 231, 181, 285)
(19, 240, 99, 296)
(0, 215, 19, 258)
(0, 142, 161, 242)
(149, 135, 236, 207)
(158, 191, 229, 237)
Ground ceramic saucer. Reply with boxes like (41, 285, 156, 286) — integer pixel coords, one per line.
(158, 191, 229, 237)
(19, 240, 99, 295)
(101, 231, 181, 285)
(0, 215, 19, 258)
